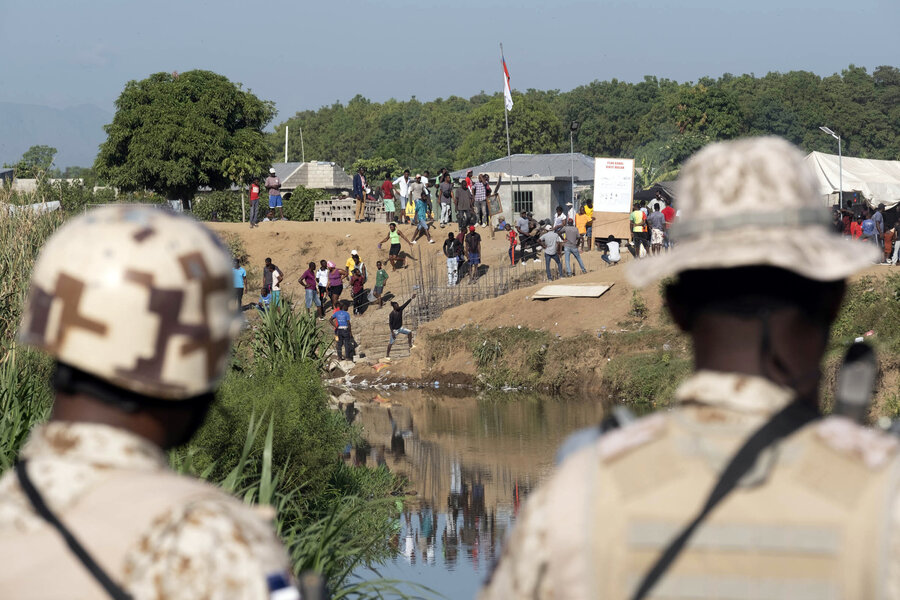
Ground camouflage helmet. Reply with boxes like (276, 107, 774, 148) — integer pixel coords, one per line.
(18, 206, 241, 400)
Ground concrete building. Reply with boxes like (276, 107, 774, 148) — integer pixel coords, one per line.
(271, 161, 353, 194)
(451, 153, 595, 223)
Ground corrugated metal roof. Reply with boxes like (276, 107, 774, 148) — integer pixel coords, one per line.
(451, 153, 595, 181)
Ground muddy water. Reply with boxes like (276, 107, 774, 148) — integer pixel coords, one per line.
(346, 388, 604, 599)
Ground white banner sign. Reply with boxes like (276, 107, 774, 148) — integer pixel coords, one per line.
(592, 157, 634, 213)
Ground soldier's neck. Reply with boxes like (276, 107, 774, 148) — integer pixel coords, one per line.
(690, 312, 824, 406)
(51, 392, 171, 449)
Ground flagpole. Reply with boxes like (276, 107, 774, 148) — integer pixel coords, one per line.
(501, 43, 513, 249)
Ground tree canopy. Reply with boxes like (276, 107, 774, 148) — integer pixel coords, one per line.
(4, 145, 57, 179)
(95, 70, 275, 201)
(270, 65, 900, 174)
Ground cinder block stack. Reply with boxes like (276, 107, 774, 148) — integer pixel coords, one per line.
(364, 200, 390, 224)
(313, 197, 355, 222)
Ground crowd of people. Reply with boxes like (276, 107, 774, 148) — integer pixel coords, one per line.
(834, 201, 900, 264)
(233, 247, 421, 363)
(353, 166, 498, 230)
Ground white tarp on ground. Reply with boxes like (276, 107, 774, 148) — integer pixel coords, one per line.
(531, 283, 613, 300)
(805, 152, 900, 209)
(2, 201, 61, 214)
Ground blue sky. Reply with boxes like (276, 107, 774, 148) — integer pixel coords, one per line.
(1, 0, 898, 121)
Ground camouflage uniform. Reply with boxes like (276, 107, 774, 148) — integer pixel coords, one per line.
(0, 207, 297, 599)
(0, 422, 292, 599)
(482, 371, 900, 600)
(481, 138, 890, 599)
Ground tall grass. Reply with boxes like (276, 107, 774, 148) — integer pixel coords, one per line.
(0, 208, 65, 341)
(0, 343, 53, 470)
(0, 208, 64, 471)
(175, 410, 435, 599)
(252, 304, 332, 371)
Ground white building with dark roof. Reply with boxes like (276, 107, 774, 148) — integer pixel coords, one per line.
(451, 153, 594, 222)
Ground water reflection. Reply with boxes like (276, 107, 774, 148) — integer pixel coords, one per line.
(345, 389, 603, 597)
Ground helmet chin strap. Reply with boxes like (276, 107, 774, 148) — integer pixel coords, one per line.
(53, 362, 213, 414)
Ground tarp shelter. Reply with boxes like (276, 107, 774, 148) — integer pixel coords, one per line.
(634, 182, 677, 203)
(805, 152, 900, 210)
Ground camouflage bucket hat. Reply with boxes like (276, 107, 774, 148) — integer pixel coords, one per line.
(627, 137, 880, 288)
(19, 206, 241, 400)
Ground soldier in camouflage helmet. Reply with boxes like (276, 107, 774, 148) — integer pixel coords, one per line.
(0, 207, 300, 599)
(481, 138, 895, 600)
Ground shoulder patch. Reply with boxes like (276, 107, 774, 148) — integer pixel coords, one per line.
(597, 413, 667, 462)
(816, 416, 899, 469)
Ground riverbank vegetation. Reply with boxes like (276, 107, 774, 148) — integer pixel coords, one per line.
(424, 271, 900, 418)
(0, 208, 421, 597)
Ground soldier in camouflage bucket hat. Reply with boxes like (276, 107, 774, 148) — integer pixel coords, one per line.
(481, 138, 898, 600)
(0, 207, 301, 599)
(627, 136, 879, 287)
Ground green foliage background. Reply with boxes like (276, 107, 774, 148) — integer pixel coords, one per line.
(192, 186, 327, 222)
(272, 65, 900, 173)
(95, 70, 275, 201)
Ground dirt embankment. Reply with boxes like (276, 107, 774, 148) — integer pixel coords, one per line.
(210, 220, 900, 415)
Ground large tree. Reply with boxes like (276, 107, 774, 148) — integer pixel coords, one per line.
(454, 94, 563, 167)
(95, 70, 275, 203)
(6, 145, 57, 179)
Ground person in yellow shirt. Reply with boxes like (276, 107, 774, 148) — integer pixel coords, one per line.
(574, 206, 591, 251)
(630, 202, 649, 257)
(583, 200, 595, 250)
(345, 249, 367, 283)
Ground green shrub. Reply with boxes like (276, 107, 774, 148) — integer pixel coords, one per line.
(603, 349, 691, 408)
(188, 362, 349, 498)
(629, 290, 649, 320)
(193, 191, 244, 222)
(284, 186, 329, 222)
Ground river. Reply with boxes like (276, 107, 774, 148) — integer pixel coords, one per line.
(345, 388, 604, 599)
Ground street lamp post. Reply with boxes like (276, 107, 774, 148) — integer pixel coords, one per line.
(819, 126, 842, 209)
(570, 121, 579, 206)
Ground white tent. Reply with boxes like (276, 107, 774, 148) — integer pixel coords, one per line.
(805, 151, 900, 209)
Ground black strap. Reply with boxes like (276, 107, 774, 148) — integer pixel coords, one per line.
(16, 460, 133, 600)
(630, 400, 819, 600)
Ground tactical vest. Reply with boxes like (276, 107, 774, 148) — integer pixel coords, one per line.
(588, 410, 900, 600)
(0, 469, 226, 599)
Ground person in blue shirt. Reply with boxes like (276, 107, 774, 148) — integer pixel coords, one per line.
(232, 258, 247, 309)
(861, 212, 877, 244)
(328, 300, 355, 361)
(410, 191, 435, 244)
(257, 285, 272, 313)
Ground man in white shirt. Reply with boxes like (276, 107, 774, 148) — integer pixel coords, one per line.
(539, 224, 564, 280)
(393, 170, 411, 223)
(553, 206, 567, 230)
(601, 234, 621, 266)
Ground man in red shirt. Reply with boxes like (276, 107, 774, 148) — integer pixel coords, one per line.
(249, 177, 261, 228)
(506, 224, 518, 266)
(660, 194, 676, 249)
(381, 178, 396, 221)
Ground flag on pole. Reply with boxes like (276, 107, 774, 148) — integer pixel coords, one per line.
(501, 48, 513, 112)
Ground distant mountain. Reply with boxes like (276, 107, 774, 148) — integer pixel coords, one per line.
(0, 103, 112, 169)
